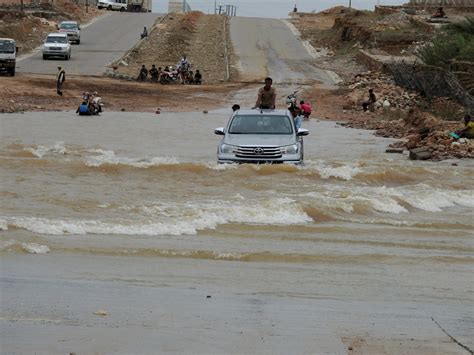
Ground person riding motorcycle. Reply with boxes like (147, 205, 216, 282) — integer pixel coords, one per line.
(149, 64, 159, 82)
(177, 55, 190, 70)
(177, 55, 192, 84)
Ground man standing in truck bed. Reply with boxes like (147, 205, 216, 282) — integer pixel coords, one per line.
(253, 77, 276, 109)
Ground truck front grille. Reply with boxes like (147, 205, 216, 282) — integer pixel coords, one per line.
(235, 146, 282, 159)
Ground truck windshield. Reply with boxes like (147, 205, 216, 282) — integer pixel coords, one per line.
(60, 23, 78, 30)
(0, 41, 15, 53)
(46, 36, 68, 44)
(228, 115, 294, 135)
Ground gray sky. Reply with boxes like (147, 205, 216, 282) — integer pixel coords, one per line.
(153, 0, 407, 17)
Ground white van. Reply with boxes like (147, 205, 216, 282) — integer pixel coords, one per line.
(97, 0, 127, 11)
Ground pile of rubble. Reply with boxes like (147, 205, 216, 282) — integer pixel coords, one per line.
(344, 71, 421, 111)
(345, 107, 473, 160)
(387, 109, 473, 160)
(377, 11, 411, 27)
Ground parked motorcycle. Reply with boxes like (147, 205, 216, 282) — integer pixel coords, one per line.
(159, 68, 179, 84)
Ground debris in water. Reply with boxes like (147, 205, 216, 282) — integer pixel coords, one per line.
(93, 310, 108, 316)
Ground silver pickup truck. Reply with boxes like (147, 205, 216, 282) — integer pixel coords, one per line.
(58, 21, 81, 44)
(0, 38, 17, 76)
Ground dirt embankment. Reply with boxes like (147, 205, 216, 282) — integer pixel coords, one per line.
(0, 4, 103, 54)
(111, 12, 235, 84)
(291, 7, 473, 160)
(0, 75, 245, 113)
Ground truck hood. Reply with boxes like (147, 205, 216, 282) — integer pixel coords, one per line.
(59, 29, 79, 34)
(223, 134, 296, 147)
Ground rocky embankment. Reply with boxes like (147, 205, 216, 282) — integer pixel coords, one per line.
(0, 3, 102, 54)
(291, 7, 473, 161)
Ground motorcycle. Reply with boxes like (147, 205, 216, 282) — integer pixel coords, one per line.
(77, 92, 103, 116)
(159, 67, 179, 84)
(177, 63, 192, 84)
(286, 91, 299, 111)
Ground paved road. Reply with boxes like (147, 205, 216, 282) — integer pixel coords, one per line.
(230, 17, 336, 85)
(17, 12, 161, 75)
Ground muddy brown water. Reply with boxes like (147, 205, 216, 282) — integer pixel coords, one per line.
(1, 110, 473, 353)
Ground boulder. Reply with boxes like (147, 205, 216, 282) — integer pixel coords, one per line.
(409, 147, 432, 160)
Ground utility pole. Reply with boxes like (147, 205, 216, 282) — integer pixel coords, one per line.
(214, 0, 216, 14)
(20, 0, 23, 12)
(86, 0, 89, 13)
(349, 0, 351, 9)
(182, 0, 186, 13)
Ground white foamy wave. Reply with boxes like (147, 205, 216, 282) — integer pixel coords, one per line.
(85, 149, 179, 168)
(344, 217, 418, 227)
(213, 252, 243, 260)
(205, 162, 239, 171)
(303, 184, 472, 215)
(361, 197, 407, 214)
(303, 160, 362, 180)
(22, 243, 50, 254)
(0, 218, 8, 231)
(400, 187, 474, 212)
(3, 198, 312, 236)
(0, 239, 16, 251)
(27, 141, 66, 158)
(302, 186, 403, 215)
(303, 192, 355, 213)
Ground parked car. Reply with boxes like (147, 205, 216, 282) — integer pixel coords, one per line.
(58, 20, 81, 44)
(42, 33, 71, 60)
(97, 0, 127, 11)
(0, 38, 17, 76)
(214, 109, 309, 164)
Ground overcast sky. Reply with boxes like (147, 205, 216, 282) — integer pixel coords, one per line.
(153, 0, 407, 17)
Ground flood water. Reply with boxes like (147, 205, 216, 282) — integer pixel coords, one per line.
(1, 110, 473, 353)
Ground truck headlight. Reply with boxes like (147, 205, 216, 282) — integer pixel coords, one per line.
(281, 144, 298, 154)
(220, 144, 234, 154)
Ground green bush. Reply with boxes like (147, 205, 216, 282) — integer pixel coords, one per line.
(417, 17, 474, 67)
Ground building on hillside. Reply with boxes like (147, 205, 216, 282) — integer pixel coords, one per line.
(168, 0, 191, 13)
(408, 0, 474, 6)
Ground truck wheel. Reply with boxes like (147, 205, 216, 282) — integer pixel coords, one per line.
(107, 5, 112, 10)
(77, 39, 80, 44)
(43, 54, 48, 60)
(10, 68, 15, 76)
(119, 7, 125, 11)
